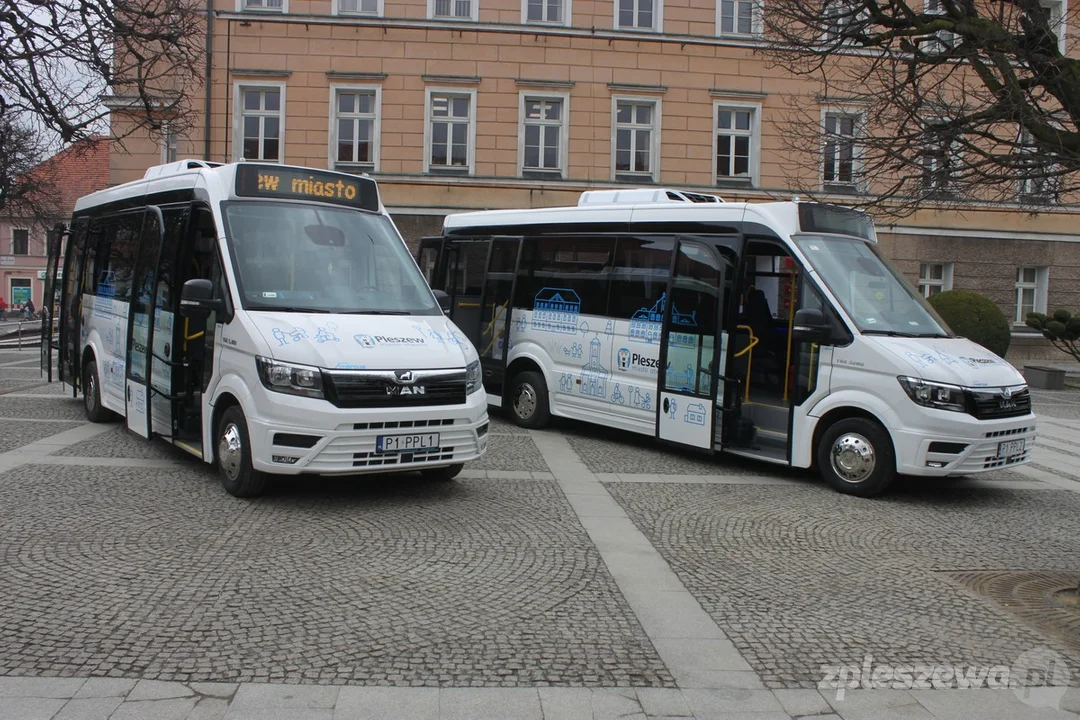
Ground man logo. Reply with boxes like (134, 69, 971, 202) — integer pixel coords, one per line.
(386, 385, 426, 396)
(617, 348, 631, 371)
(354, 333, 375, 348)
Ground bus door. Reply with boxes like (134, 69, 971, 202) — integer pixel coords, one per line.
(417, 237, 445, 287)
(656, 239, 732, 451)
(125, 207, 165, 438)
(40, 223, 66, 382)
(477, 237, 522, 398)
(57, 218, 90, 391)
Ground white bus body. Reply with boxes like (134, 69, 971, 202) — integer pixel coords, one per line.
(43, 161, 488, 497)
(418, 193, 1034, 496)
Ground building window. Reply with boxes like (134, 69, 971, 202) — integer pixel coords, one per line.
(338, 0, 379, 13)
(616, 0, 661, 31)
(921, 121, 959, 196)
(160, 125, 178, 164)
(426, 90, 475, 174)
(520, 95, 568, 178)
(236, 85, 284, 163)
(923, 0, 956, 53)
(241, 0, 285, 11)
(430, 0, 476, 20)
(11, 228, 29, 256)
(718, 0, 758, 35)
(1040, 0, 1065, 51)
(332, 87, 380, 171)
(10, 278, 31, 308)
(524, 0, 566, 23)
(823, 111, 859, 189)
(823, 0, 862, 42)
(714, 104, 758, 185)
(1015, 266, 1048, 324)
(918, 262, 952, 297)
(613, 98, 660, 181)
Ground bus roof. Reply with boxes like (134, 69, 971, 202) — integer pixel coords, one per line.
(441, 195, 877, 243)
(73, 161, 383, 214)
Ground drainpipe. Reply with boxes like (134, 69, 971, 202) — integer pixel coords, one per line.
(204, 0, 214, 160)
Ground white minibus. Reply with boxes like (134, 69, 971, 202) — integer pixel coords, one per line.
(41, 161, 489, 497)
(416, 189, 1035, 496)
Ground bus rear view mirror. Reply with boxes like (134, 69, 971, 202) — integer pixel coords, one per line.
(792, 307, 831, 344)
(179, 278, 223, 318)
(305, 224, 345, 247)
(432, 289, 451, 314)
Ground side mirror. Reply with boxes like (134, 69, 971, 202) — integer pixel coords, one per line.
(179, 278, 223, 319)
(792, 307, 830, 344)
(432, 289, 451, 315)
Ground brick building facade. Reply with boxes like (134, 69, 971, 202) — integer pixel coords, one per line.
(105, 0, 1080, 361)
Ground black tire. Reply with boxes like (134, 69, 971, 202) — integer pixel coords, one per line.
(506, 370, 550, 429)
(420, 463, 464, 481)
(216, 405, 268, 498)
(82, 358, 113, 423)
(816, 417, 896, 498)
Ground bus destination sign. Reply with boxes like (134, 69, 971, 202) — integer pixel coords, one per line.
(234, 164, 379, 212)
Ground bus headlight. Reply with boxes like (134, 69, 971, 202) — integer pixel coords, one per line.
(897, 376, 965, 412)
(465, 359, 482, 395)
(256, 356, 325, 399)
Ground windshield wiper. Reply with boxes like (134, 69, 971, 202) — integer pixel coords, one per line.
(338, 310, 412, 315)
(250, 306, 331, 313)
(862, 329, 948, 338)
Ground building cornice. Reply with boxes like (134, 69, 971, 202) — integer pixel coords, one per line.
(229, 67, 293, 77)
(421, 74, 482, 85)
(515, 78, 576, 88)
(215, 10, 768, 49)
(607, 82, 667, 94)
(325, 71, 388, 81)
(709, 88, 768, 99)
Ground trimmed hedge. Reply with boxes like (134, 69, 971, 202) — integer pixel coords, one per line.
(927, 290, 1011, 358)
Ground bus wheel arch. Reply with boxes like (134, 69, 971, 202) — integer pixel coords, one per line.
(811, 407, 897, 498)
(504, 358, 550, 429)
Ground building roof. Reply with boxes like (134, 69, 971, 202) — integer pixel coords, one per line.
(30, 136, 111, 218)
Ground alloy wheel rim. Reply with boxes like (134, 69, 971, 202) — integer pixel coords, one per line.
(514, 383, 537, 420)
(830, 432, 876, 484)
(219, 423, 243, 481)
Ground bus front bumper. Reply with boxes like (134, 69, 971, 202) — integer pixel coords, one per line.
(245, 391, 490, 476)
(890, 413, 1036, 477)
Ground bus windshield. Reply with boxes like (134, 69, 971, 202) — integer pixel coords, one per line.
(222, 202, 440, 315)
(794, 234, 951, 337)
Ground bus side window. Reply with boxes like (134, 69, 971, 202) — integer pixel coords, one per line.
(94, 213, 141, 300)
(608, 236, 673, 323)
(517, 235, 613, 317)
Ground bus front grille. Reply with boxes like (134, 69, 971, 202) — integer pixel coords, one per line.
(322, 372, 467, 409)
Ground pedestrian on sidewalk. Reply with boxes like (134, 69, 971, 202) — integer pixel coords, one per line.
(25, 298, 35, 320)
(0, 297, 6, 321)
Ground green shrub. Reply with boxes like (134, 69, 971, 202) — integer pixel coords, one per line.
(1026, 309, 1080, 363)
(926, 290, 1011, 358)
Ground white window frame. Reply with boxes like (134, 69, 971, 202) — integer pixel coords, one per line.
(917, 261, 953, 297)
(1015, 266, 1049, 324)
(423, 87, 477, 175)
(334, 0, 382, 14)
(614, 0, 663, 32)
(328, 84, 382, 173)
(920, 117, 959, 195)
(712, 101, 761, 186)
(10, 228, 29, 256)
(427, 0, 479, 21)
(1017, 127, 1063, 203)
(160, 123, 178, 164)
(518, 92, 570, 178)
(611, 96, 662, 182)
(820, 107, 863, 191)
(1041, 0, 1067, 52)
(822, 0, 864, 43)
(522, 0, 571, 24)
(237, 0, 286, 13)
(716, 0, 761, 36)
(923, 0, 956, 53)
(232, 81, 287, 163)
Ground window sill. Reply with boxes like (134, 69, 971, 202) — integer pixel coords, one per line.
(336, 10, 381, 16)
(522, 169, 565, 180)
(335, 163, 376, 174)
(823, 182, 860, 194)
(427, 166, 472, 176)
(714, 177, 754, 188)
(614, 173, 657, 183)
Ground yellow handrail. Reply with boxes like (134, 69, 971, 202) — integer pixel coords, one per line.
(480, 301, 508, 356)
(735, 324, 758, 404)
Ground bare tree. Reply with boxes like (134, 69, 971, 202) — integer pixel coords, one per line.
(0, 116, 54, 217)
(0, 0, 205, 148)
(760, 0, 1080, 214)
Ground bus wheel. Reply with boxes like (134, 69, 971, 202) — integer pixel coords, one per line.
(420, 463, 463, 481)
(216, 406, 268, 498)
(816, 418, 896, 498)
(508, 370, 550, 429)
(82, 359, 112, 423)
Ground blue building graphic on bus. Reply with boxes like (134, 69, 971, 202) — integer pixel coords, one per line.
(685, 403, 707, 426)
(629, 293, 698, 344)
(578, 336, 609, 398)
(532, 287, 581, 334)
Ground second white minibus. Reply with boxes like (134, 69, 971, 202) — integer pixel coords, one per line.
(42, 161, 489, 497)
(417, 189, 1035, 497)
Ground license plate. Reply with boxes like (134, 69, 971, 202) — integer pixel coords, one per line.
(376, 433, 440, 454)
(997, 439, 1025, 458)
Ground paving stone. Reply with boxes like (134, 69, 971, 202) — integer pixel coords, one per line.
(607, 482, 1080, 689)
(53, 424, 190, 459)
(0, 419, 84, 453)
(439, 688, 543, 719)
(0, 676, 85, 697)
(468, 434, 548, 472)
(333, 687, 439, 719)
(108, 697, 198, 720)
(0, 696, 67, 720)
(53, 696, 124, 720)
(73, 678, 137, 698)
(0, 464, 671, 687)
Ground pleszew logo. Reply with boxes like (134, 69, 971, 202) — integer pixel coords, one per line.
(617, 348, 659, 372)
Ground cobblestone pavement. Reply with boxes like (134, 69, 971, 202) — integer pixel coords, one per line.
(0, 350, 1077, 719)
